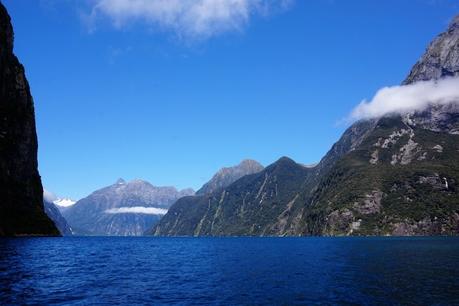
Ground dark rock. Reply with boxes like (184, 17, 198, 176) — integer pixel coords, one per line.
(0, 3, 59, 236)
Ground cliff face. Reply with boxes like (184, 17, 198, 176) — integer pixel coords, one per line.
(0, 3, 59, 236)
(404, 15, 459, 85)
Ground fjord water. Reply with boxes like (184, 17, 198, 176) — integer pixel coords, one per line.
(0, 237, 458, 305)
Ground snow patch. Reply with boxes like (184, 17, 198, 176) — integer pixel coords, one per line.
(43, 189, 76, 207)
(53, 198, 76, 207)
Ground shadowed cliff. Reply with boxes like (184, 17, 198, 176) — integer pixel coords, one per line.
(0, 2, 59, 236)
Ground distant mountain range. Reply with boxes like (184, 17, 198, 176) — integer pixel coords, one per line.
(57, 159, 263, 236)
(153, 14, 459, 237)
(62, 179, 194, 236)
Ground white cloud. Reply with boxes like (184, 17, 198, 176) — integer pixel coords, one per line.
(350, 77, 459, 120)
(86, 0, 293, 40)
(105, 206, 168, 215)
(43, 189, 58, 203)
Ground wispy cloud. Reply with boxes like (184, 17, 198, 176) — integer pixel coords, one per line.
(105, 206, 168, 215)
(43, 189, 57, 203)
(350, 77, 459, 121)
(85, 0, 293, 41)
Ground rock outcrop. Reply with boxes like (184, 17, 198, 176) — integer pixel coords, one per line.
(0, 3, 59, 236)
(404, 15, 459, 84)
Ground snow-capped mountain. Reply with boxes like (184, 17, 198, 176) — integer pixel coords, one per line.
(63, 179, 194, 236)
(43, 189, 76, 210)
(42, 189, 73, 235)
(53, 198, 76, 207)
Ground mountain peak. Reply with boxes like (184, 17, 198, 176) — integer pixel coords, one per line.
(0, 3, 13, 54)
(237, 159, 264, 171)
(53, 198, 76, 208)
(129, 178, 148, 185)
(265, 156, 301, 173)
(115, 178, 126, 185)
(450, 14, 459, 29)
(275, 156, 296, 165)
(196, 159, 264, 195)
(403, 14, 459, 84)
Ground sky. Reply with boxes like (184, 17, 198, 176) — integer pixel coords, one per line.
(3, 0, 458, 200)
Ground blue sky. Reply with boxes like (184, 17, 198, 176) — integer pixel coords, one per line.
(3, 0, 458, 200)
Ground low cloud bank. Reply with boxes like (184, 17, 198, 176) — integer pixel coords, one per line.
(87, 0, 293, 40)
(105, 206, 168, 215)
(350, 77, 459, 121)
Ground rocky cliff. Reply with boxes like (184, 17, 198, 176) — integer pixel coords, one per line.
(404, 15, 459, 84)
(0, 3, 59, 236)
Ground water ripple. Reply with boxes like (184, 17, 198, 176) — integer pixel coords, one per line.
(0, 237, 458, 305)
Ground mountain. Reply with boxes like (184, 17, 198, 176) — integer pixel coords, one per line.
(53, 198, 76, 208)
(42, 190, 73, 235)
(196, 159, 264, 195)
(153, 14, 459, 237)
(296, 14, 459, 236)
(153, 157, 310, 236)
(43, 200, 73, 236)
(43, 189, 76, 214)
(403, 15, 459, 84)
(63, 179, 194, 236)
(0, 3, 59, 236)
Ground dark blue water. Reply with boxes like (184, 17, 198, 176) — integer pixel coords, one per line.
(0, 237, 458, 305)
